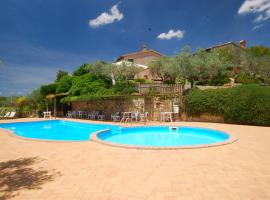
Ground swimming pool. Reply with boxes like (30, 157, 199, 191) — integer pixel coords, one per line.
(0, 120, 234, 148)
(0, 120, 118, 141)
(94, 126, 232, 148)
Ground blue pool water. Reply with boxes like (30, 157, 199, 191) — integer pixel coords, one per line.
(0, 120, 118, 141)
(0, 120, 230, 146)
(98, 126, 230, 147)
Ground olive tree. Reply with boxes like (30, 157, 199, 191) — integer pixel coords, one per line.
(174, 46, 196, 86)
(149, 57, 171, 82)
(242, 50, 270, 76)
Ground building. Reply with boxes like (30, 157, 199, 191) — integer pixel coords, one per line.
(115, 40, 247, 82)
(115, 44, 163, 81)
(205, 40, 247, 74)
(205, 40, 247, 52)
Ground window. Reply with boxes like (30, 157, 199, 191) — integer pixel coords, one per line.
(128, 58, 134, 62)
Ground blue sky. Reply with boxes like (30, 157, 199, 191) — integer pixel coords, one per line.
(0, 0, 269, 96)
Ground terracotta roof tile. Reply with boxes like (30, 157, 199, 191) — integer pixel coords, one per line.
(117, 49, 163, 61)
(205, 42, 242, 51)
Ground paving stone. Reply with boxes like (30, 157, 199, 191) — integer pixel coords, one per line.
(0, 118, 270, 200)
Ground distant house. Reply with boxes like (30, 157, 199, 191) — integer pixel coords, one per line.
(205, 40, 247, 73)
(115, 40, 247, 82)
(115, 44, 163, 81)
(205, 40, 247, 52)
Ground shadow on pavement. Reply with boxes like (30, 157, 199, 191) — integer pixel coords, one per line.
(0, 157, 61, 200)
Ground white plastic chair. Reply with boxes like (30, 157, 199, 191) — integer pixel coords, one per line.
(66, 111, 72, 118)
(140, 112, 148, 122)
(88, 112, 96, 120)
(121, 112, 131, 123)
(97, 111, 105, 121)
(43, 111, 51, 118)
(111, 112, 121, 122)
(131, 112, 139, 121)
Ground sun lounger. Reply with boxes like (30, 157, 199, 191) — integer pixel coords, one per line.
(0, 112, 10, 119)
(0, 111, 16, 119)
(7, 111, 16, 119)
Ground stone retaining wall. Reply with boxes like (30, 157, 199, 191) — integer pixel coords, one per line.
(71, 96, 180, 121)
(70, 96, 225, 123)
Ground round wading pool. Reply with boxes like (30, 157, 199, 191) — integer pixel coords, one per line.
(93, 126, 236, 149)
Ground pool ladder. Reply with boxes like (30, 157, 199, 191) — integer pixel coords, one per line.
(169, 127, 179, 132)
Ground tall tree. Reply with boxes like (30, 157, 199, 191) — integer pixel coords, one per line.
(55, 70, 69, 82)
(241, 46, 270, 76)
(73, 64, 90, 76)
(56, 75, 73, 93)
(149, 57, 171, 81)
(40, 83, 57, 97)
(91, 61, 141, 85)
(248, 46, 270, 57)
(174, 46, 194, 85)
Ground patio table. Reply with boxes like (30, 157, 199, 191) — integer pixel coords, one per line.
(43, 111, 51, 118)
(160, 112, 173, 122)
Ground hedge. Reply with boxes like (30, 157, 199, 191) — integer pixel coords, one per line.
(60, 94, 140, 103)
(184, 85, 270, 126)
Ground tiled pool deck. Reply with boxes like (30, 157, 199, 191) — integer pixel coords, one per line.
(0, 118, 270, 200)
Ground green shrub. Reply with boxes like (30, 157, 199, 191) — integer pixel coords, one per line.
(262, 76, 270, 85)
(69, 73, 111, 96)
(209, 73, 230, 86)
(163, 80, 175, 84)
(72, 64, 90, 76)
(235, 72, 261, 84)
(133, 79, 146, 84)
(195, 73, 230, 86)
(113, 81, 138, 94)
(195, 79, 210, 86)
(184, 85, 270, 126)
(55, 70, 69, 82)
(133, 79, 153, 84)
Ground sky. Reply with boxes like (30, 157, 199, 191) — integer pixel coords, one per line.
(0, 0, 269, 96)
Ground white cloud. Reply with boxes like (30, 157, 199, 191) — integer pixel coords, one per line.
(89, 4, 123, 28)
(252, 23, 264, 30)
(157, 29, 185, 40)
(238, 0, 270, 23)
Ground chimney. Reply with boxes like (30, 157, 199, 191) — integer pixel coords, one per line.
(141, 44, 148, 52)
(239, 40, 247, 48)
